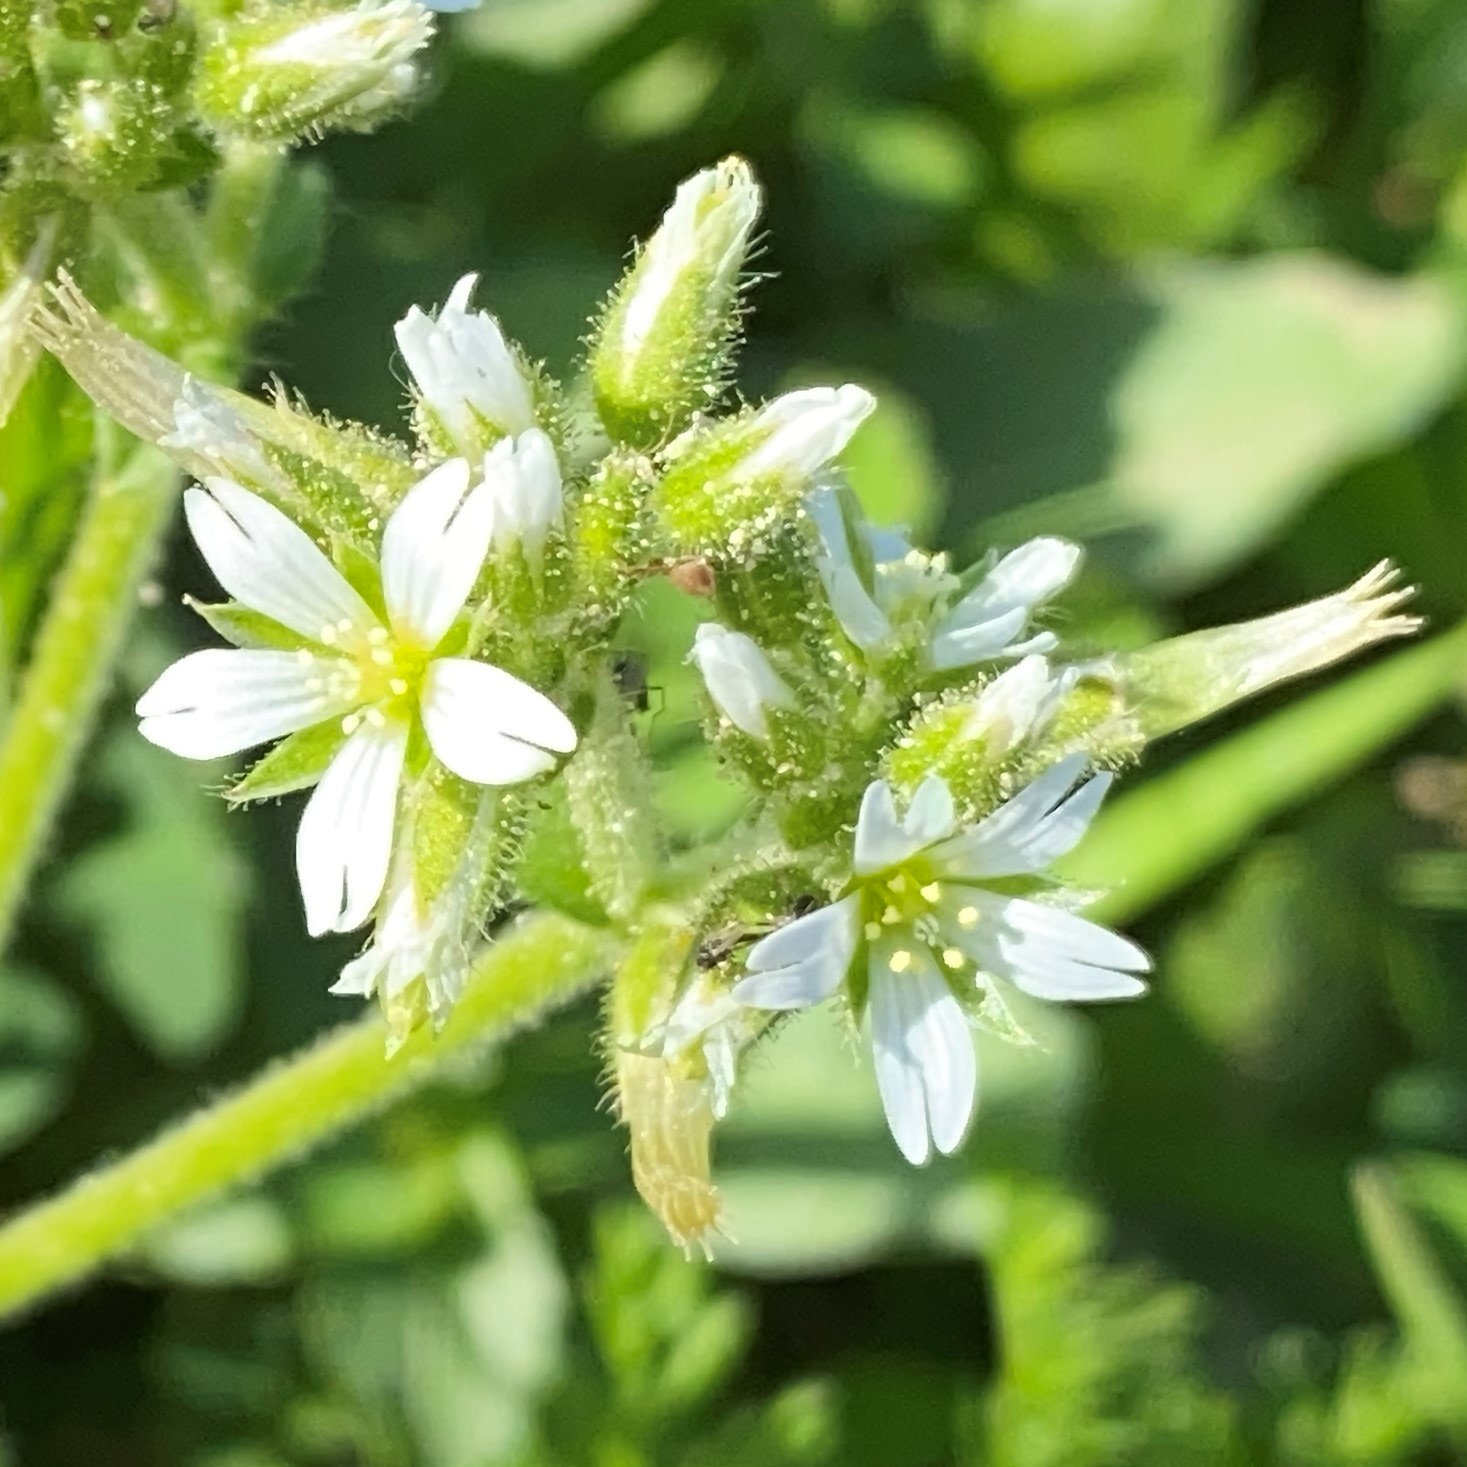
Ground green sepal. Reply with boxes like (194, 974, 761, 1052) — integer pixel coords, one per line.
(329, 538, 387, 623)
(517, 784, 610, 928)
(971, 980, 1037, 1048)
(227, 717, 348, 804)
(187, 598, 313, 652)
(408, 762, 481, 914)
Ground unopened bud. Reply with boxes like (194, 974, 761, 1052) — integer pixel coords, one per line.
(657, 384, 874, 548)
(591, 156, 762, 447)
(688, 623, 795, 741)
(194, 0, 432, 144)
(57, 77, 176, 195)
(484, 427, 563, 564)
(396, 273, 537, 458)
(1113, 563, 1422, 738)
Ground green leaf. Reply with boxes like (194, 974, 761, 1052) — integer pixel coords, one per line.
(1110, 257, 1467, 585)
(143, 1196, 294, 1285)
(229, 718, 348, 804)
(0, 962, 83, 1155)
(56, 733, 250, 1063)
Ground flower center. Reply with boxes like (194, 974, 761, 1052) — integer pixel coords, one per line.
(306, 622, 431, 728)
(857, 864, 978, 977)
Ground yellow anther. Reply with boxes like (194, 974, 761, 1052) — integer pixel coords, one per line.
(882, 905, 901, 925)
(370, 647, 393, 667)
(888, 872, 909, 892)
(888, 949, 913, 974)
(942, 948, 965, 971)
(341, 712, 362, 735)
(957, 905, 979, 929)
(319, 624, 337, 646)
(388, 677, 409, 697)
(336, 617, 354, 633)
(920, 882, 942, 903)
(365, 706, 387, 728)
(864, 922, 883, 942)
(367, 626, 390, 645)
(295, 648, 314, 666)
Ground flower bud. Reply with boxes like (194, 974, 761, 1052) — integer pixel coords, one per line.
(193, 0, 432, 145)
(1112, 563, 1421, 739)
(688, 623, 795, 741)
(591, 157, 762, 448)
(656, 385, 874, 548)
(395, 273, 537, 459)
(484, 427, 563, 564)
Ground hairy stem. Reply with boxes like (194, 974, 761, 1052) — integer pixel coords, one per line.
(0, 443, 179, 947)
(0, 912, 618, 1323)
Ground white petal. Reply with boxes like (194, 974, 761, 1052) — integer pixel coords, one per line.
(296, 718, 407, 936)
(953, 537, 1081, 623)
(932, 754, 1105, 879)
(185, 480, 378, 644)
(867, 946, 976, 1164)
(484, 428, 564, 560)
(928, 605, 1030, 671)
(419, 657, 576, 785)
(904, 775, 957, 846)
(854, 779, 951, 875)
(733, 895, 860, 1010)
(137, 648, 356, 759)
(687, 623, 794, 740)
(380, 459, 491, 647)
(940, 891, 1149, 1002)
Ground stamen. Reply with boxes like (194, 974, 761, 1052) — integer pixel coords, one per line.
(942, 948, 965, 971)
(882, 905, 901, 925)
(341, 712, 362, 735)
(335, 618, 355, 634)
(920, 881, 942, 903)
(956, 905, 979, 929)
(370, 647, 393, 667)
(864, 922, 883, 942)
(888, 950, 912, 973)
(319, 624, 337, 646)
(365, 706, 386, 728)
(367, 626, 390, 645)
(295, 648, 314, 667)
(388, 677, 409, 697)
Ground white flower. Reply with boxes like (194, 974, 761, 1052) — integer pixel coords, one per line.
(395, 273, 537, 458)
(731, 386, 875, 490)
(731, 757, 1149, 1165)
(687, 623, 795, 740)
(255, 0, 431, 114)
(808, 486, 1080, 672)
(136, 463, 577, 936)
(483, 427, 563, 563)
(619, 157, 761, 358)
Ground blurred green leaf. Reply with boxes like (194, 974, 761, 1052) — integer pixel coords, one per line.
(1111, 257, 1466, 585)
(460, 0, 654, 68)
(0, 961, 82, 1155)
(55, 732, 249, 1063)
(144, 1196, 294, 1285)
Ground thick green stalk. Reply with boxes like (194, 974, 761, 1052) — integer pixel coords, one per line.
(0, 912, 618, 1323)
(0, 443, 179, 947)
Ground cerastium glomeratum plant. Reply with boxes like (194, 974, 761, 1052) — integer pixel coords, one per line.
(15, 150, 1422, 1272)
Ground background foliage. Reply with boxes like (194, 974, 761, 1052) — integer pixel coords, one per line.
(4, 0, 1467, 1462)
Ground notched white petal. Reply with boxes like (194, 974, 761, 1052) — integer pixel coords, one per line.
(420, 657, 576, 786)
(137, 648, 354, 759)
(379, 458, 488, 648)
(734, 894, 860, 1010)
(185, 479, 377, 644)
(296, 718, 408, 936)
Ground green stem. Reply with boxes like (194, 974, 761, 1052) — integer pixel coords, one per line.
(0, 443, 180, 949)
(0, 912, 618, 1324)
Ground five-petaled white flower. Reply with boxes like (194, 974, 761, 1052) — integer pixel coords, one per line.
(731, 756, 1149, 1165)
(807, 487, 1080, 672)
(136, 463, 578, 936)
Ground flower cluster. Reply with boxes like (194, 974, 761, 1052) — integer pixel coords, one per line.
(35, 157, 1421, 1251)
